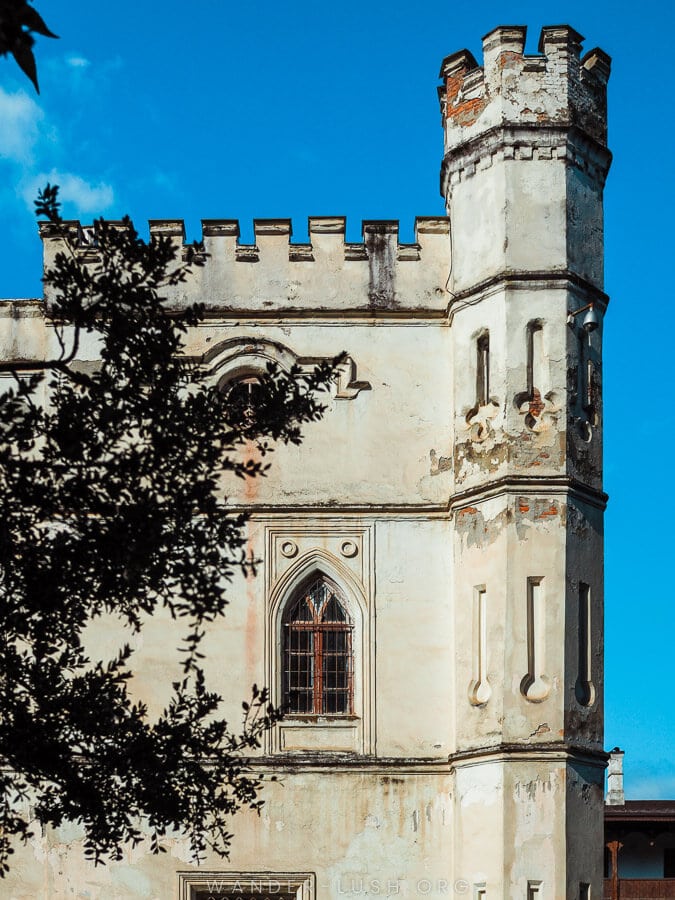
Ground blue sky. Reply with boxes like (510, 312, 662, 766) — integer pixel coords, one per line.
(0, 1, 671, 798)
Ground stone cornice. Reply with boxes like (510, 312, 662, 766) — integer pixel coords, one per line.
(182, 306, 451, 323)
(233, 742, 608, 773)
(450, 474, 608, 511)
(447, 268, 609, 321)
(241, 755, 453, 774)
(223, 502, 452, 516)
(223, 475, 608, 517)
(440, 124, 613, 196)
(449, 742, 608, 768)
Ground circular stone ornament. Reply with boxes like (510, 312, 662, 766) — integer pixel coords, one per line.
(280, 540, 298, 558)
(340, 540, 358, 558)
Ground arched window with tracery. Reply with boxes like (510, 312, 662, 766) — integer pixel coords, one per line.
(282, 577, 353, 715)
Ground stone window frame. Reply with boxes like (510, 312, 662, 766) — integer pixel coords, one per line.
(266, 543, 373, 755)
(177, 871, 315, 900)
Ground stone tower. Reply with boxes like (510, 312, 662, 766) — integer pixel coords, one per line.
(0, 23, 612, 900)
(440, 25, 611, 898)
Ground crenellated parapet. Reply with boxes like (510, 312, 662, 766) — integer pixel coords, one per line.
(439, 25, 611, 194)
(439, 25, 611, 294)
(39, 216, 450, 314)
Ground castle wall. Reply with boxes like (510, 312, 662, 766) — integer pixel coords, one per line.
(0, 22, 611, 900)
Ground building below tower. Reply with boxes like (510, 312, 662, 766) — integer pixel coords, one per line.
(0, 23, 612, 900)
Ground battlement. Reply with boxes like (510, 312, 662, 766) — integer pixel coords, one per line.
(39, 217, 451, 314)
(438, 24, 610, 150)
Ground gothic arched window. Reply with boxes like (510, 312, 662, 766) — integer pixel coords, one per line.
(282, 577, 353, 715)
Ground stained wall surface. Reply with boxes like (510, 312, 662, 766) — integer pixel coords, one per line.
(0, 22, 612, 900)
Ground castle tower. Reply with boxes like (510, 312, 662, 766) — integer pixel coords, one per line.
(440, 26, 611, 897)
(0, 22, 614, 899)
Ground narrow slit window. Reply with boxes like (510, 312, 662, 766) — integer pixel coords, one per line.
(469, 586, 491, 706)
(528, 578, 544, 682)
(586, 359, 595, 411)
(283, 578, 353, 715)
(579, 582, 591, 685)
(477, 334, 490, 406)
(527, 321, 543, 398)
(521, 577, 550, 702)
(575, 582, 595, 706)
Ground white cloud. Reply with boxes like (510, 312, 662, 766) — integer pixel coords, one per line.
(22, 171, 114, 216)
(0, 88, 44, 164)
(65, 55, 91, 69)
(0, 85, 116, 223)
(57, 173, 114, 213)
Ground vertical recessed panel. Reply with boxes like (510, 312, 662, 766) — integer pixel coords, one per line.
(469, 586, 491, 706)
(521, 577, 550, 702)
(575, 582, 595, 706)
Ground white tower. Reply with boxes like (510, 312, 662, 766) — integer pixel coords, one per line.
(440, 26, 611, 897)
(0, 23, 614, 899)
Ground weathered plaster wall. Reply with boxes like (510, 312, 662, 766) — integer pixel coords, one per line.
(183, 320, 455, 507)
(0, 21, 612, 900)
(2, 771, 453, 899)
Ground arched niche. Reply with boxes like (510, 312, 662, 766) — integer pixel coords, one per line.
(267, 548, 371, 755)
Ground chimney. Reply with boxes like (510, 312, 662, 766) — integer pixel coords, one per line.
(606, 748, 625, 805)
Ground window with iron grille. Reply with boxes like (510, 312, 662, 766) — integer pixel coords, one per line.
(282, 577, 353, 715)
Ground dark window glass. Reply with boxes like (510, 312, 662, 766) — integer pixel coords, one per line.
(226, 376, 262, 426)
(282, 577, 353, 715)
(664, 847, 675, 878)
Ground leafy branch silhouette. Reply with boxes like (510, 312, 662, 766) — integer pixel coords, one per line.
(0, 185, 340, 872)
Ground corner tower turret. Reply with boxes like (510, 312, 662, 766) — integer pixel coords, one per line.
(440, 25, 610, 293)
(442, 26, 611, 898)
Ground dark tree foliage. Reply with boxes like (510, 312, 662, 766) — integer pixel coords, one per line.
(0, 0, 57, 92)
(0, 185, 339, 873)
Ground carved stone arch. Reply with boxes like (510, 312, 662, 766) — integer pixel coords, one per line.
(267, 547, 371, 754)
(200, 337, 299, 390)
(199, 337, 371, 399)
(270, 547, 367, 635)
